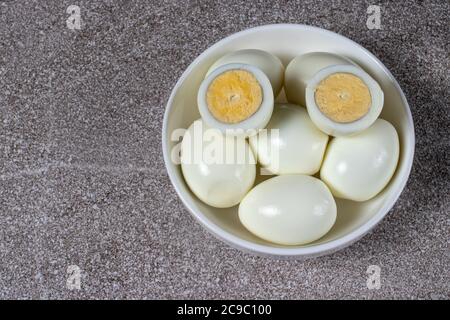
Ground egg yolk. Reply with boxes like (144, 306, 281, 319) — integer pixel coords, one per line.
(314, 73, 371, 123)
(206, 70, 263, 124)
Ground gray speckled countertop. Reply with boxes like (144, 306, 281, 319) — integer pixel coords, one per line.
(0, 0, 449, 299)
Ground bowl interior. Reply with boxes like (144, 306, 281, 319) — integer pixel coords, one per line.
(163, 25, 414, 255)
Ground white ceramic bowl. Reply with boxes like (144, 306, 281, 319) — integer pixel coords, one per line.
(162, 24, 415, 259)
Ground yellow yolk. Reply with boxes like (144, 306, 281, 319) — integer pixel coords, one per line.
(206, 70, 263, 124)
(314, 73, 371, 123)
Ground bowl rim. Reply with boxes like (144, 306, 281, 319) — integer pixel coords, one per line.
(161, 23, 415, 258)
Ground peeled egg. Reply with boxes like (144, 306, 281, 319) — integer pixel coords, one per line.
(198, 63, 274, 137)
(285, 52, 355, 107)
(239, 175, 337, 245)
(181, 119, 256, 208)
(249, 103, 329, 175)
(305, 65, 384, 136)
(206, 49, 285, 97)
(320, 119, 400, 202)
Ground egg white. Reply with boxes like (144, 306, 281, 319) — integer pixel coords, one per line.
(249, 103, 329, 175)
(320, 119, 399, 201)
(181, 119, 256, 208)
(239, 175, 337, 245)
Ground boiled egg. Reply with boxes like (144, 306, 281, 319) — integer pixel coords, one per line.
(249, 103, 329, 175)
(239, 175, 337, 245)
(285, 52, 355, 107)
(198, 63, 274, 137)
(305, 65, 384, 136)
(181, 119, 256, 208)
(320, 119, 400, 202)
(206, 49, 285, 97)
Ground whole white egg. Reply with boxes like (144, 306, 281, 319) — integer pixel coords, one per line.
(206, 49, 285, 97)
(320, 119, 400, 202)
(249, 103, 329, 175)
(239, 175, 337, 245)
(181, 119, 256, 208)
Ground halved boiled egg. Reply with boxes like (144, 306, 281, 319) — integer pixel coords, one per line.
(320, 119, 400, 202)
(285, 52, 356, 107)
(206, 49, 285, 97)
(181, 119, 256, 208)
(198, 63, 274, 136)
(249, 103, 329, 175)
(305, 65, 384, 136)
(239, 175, 337, 245)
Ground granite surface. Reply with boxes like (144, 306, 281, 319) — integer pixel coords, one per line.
(0, 0, 449, 299)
